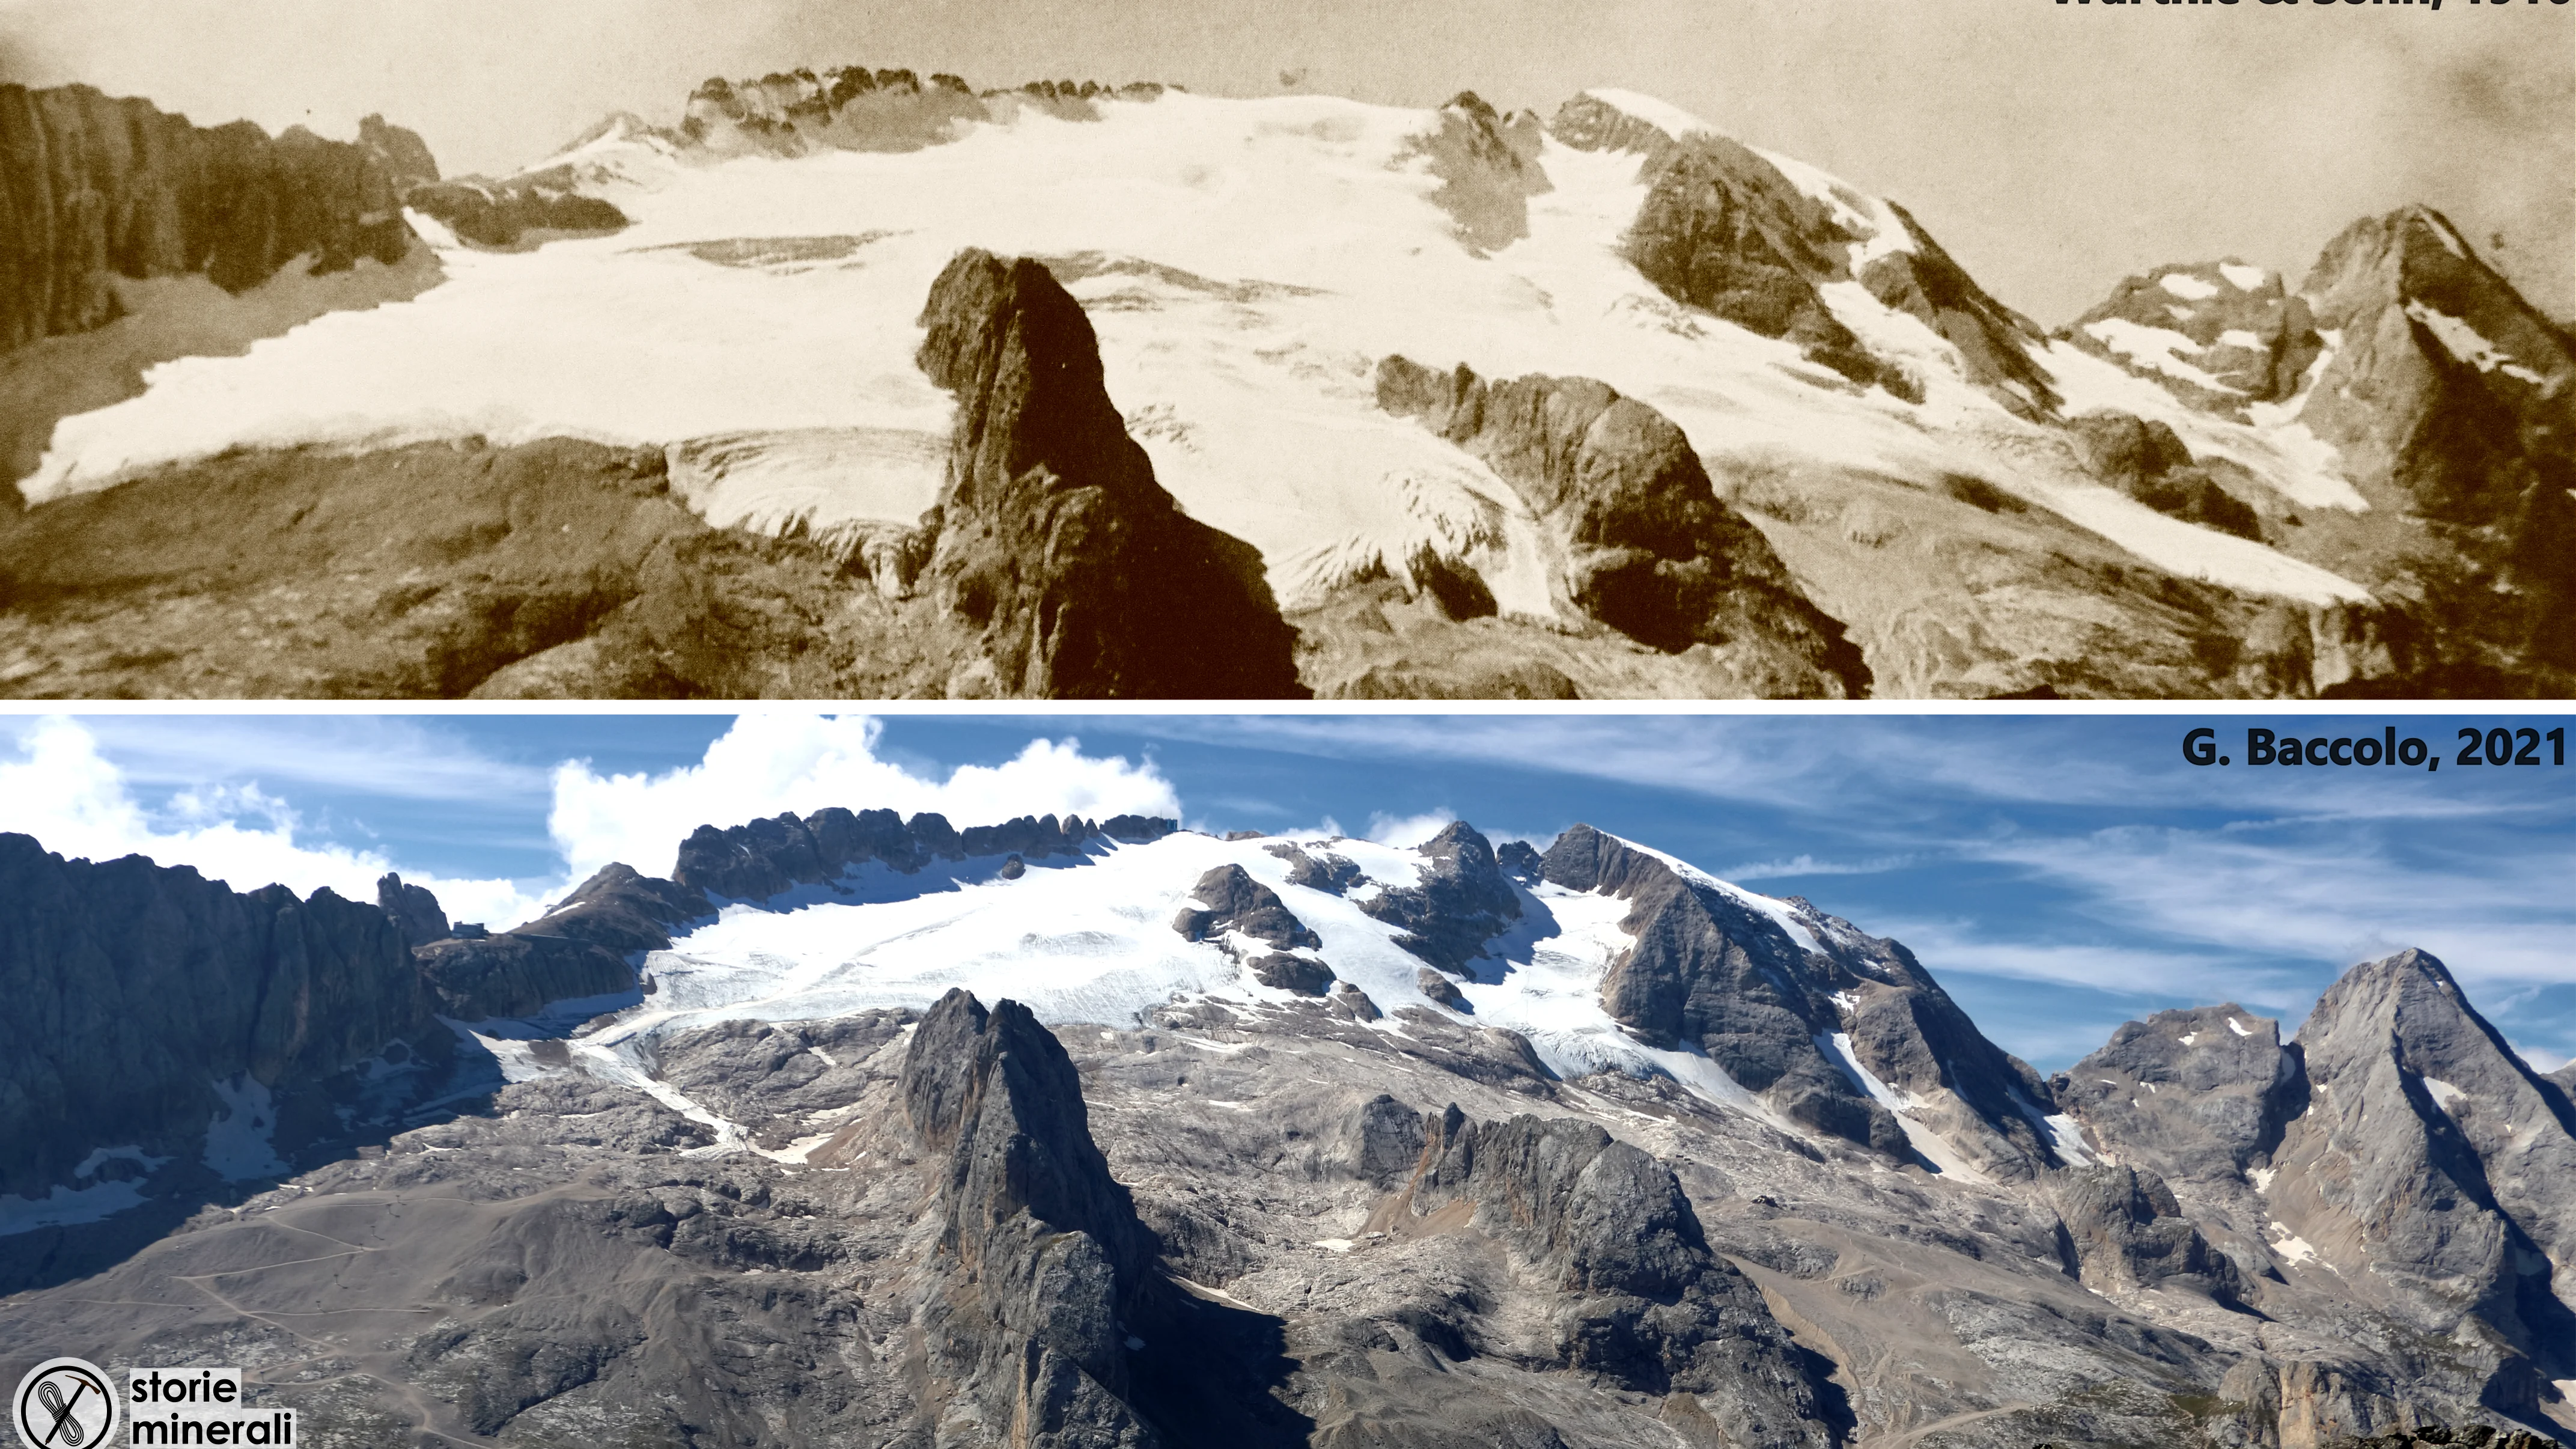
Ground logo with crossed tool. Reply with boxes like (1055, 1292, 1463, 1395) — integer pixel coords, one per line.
(13, 1360, 118, 1449)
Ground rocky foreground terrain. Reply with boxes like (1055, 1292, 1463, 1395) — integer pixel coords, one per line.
(2, 70, 2568, 698)
(3, 811, 2571, 1448)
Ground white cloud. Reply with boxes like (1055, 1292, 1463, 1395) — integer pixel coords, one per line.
(0, 716, 546, 927)
(1722, 853, 1914, 881)
(544, 714, 1181, 886)
(1364, 807, 1457, 849)
(2515, 1043, 2570, 1075)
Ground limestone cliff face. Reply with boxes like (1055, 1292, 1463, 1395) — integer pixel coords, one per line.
(914, 248, 1305, 698)
(2264, 949, 2576, 1367)
(901, 989, 1164, 1446)
(0, 84, 414, 353)
(1542, 823, 2063, 1179)
(671, 805, 1176, 901)
(1390, 1104, 1836, 1447)
(0, 832, 428, 1196)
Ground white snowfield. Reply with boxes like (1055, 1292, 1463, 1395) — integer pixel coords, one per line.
(20, 88, 2369, 606)
(547, 827, 2035, 1180)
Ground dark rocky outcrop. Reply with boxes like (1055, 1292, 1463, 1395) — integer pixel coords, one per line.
(412, 931, 635, 1022)
(1406, 91, 1551, 254)
(1549, 91, 2057, 415)
(397, 862, 711, 1021)
(402, 177, 627, 249)
(0, 832, 428, 1196)
(678, 66, 1166, 158)
(1, 84, 416, 354)
(1541, 823, 2062, 1177)
(1172, 865, 1321, 952)
(2048, 1162, 2253, 1305)
(356, 114, 439, 188)
(1174, 865, 1333, 996)
(517, 862, 716, 956)
(1354, 821, 1520, 976)
(2066, 410, 2264, 540)
(901, 989, 1163, 1445)
(912, 248, 1306, 697)
(2051, 1004, 2307, 1186)
(1264, 841, 1366, 895)
(376, 871, 452, 947)
(672, 805, 1173, 901)
(1386, 1105, 1837, 1446)
(1374, 356, 1869, 696)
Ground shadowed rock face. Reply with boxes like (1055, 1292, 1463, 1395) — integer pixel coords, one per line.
(1393, 1105, 1836, 1446)
(402, 178, 627, 248)
(2265, 949, 2576, 1367)
(1548, 92, 2056, 416)
(915, 248, 1306, 698)
(1353, 821, 1521, 977)
(901, 989, 1163, 1446)
(0, 832, 428, 1196)
(672, 805, 1176, 901)
(2066, 410, 2264, 540)
(412, 932, 635, 1022)
(377, 872, 452, 947)
(1541, 823, 2063, 1178)
(2048, 1163, 2253, 1305)
(356, 114, 440, 188)
(1375, 356, 1871, 697)
(0, 84, 415, 353)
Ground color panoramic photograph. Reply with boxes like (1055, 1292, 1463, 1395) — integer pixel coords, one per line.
(2, 710, 2574, 1448)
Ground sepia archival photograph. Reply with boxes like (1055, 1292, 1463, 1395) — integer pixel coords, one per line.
(1, 710, 2574, 1449)
(1, 0, 2571, 700)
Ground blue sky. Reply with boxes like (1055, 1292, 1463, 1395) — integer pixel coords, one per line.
(2, 710, 2569, 1075)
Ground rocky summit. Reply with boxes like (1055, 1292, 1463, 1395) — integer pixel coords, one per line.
(2, 810, 2571, 1448)
(1, 69, 2566, 698)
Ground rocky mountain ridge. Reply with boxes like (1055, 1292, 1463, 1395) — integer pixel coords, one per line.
(4, 807, 2570, 1447)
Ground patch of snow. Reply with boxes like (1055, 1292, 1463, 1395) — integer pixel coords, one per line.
(2040, 1114, 2094, 1168)
(2267, 1221, 2318, 1266)
(2227, 1017, 2252, 1037)
(1830, 990, 1858, 1013)
(764, 1132, 839, 1164)
(2215, 330, 2264, 351)
(0, 1179, 152, 1236)
(72, 1144, 170, 1179)
(2219, 263, 2268, 291)
(2422, 1076, 2467, 1112)
(2249, 1167, 2276, 1192)
(204, 1074, 290, 1180)
(2405, 304, 2548, 385)
(2082, 319, 2232, 391)
(1815, 1031, 1992, 1183)
(2160, 272, 2221, 302)
(2178, 1033, 2199, 1047)
(1312, 1238, 1356, 1253)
